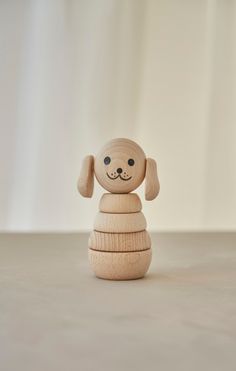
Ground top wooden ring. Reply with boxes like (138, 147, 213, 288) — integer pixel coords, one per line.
(99, 193, 142, 213)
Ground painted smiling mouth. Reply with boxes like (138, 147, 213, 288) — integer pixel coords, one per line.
(106, 173, 132, 181)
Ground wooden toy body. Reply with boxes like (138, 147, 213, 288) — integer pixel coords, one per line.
(77, 138, 160, 280)
(89, 193, 152, 280)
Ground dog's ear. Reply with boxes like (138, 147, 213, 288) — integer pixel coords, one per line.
(145, 158, 160, 201)
(77, 155, 94, 198)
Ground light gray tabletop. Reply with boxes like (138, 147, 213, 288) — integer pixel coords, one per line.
(0, 232, 236, 371)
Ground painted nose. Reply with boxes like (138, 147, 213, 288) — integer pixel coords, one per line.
(117, 168, 123, 174)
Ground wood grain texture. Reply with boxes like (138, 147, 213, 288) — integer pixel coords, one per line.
(77, 155, 94, 198)
(89, 230, 151, 252)
(94, 138, 146, 194)
(145, 158, 160, 201)
(88, 248, 152, 280)
(99, 193, 142, 213)
(94, 212, 147, 233)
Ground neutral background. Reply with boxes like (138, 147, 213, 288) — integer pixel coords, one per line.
(0, 0, 236, 232)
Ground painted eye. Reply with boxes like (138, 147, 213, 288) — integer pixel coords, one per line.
(128, 158, 135, 166)
(104, 156, 111, 165)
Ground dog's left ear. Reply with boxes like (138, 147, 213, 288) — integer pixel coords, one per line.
(145, 158, 160, 201)
(77, 155, 94, 198)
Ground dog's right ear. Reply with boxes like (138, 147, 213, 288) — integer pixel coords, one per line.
(77, 155, 94, 198)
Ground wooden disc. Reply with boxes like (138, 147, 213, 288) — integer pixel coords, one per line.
(88, 248, 152, 280)
(94, 212, 147, 233)
(99, 193, 142, 213)
(89, 230, 151, 252)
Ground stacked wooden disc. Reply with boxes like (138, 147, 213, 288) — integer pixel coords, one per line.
(88, 193, 152, 280)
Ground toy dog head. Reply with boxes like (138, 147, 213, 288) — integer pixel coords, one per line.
(78, 138, 160, 200)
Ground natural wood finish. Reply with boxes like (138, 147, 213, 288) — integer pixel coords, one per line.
(145, 158, 160, 201)
(88, 248, 152, 280)
(77, 155, 94, 198)
(89, 230, 151, 252)
(94, 138, 146, 194)
(99, 193, 142, 213)
(94, 212, 147, 233)
(77, 138, 160, 280)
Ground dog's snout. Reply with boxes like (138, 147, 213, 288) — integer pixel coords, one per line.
(117, 168, 123, 174)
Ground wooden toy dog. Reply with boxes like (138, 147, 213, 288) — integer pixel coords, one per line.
(78, 138, 160, 280)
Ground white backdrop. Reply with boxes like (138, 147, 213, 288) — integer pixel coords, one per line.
(0, 0, 236, 232)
